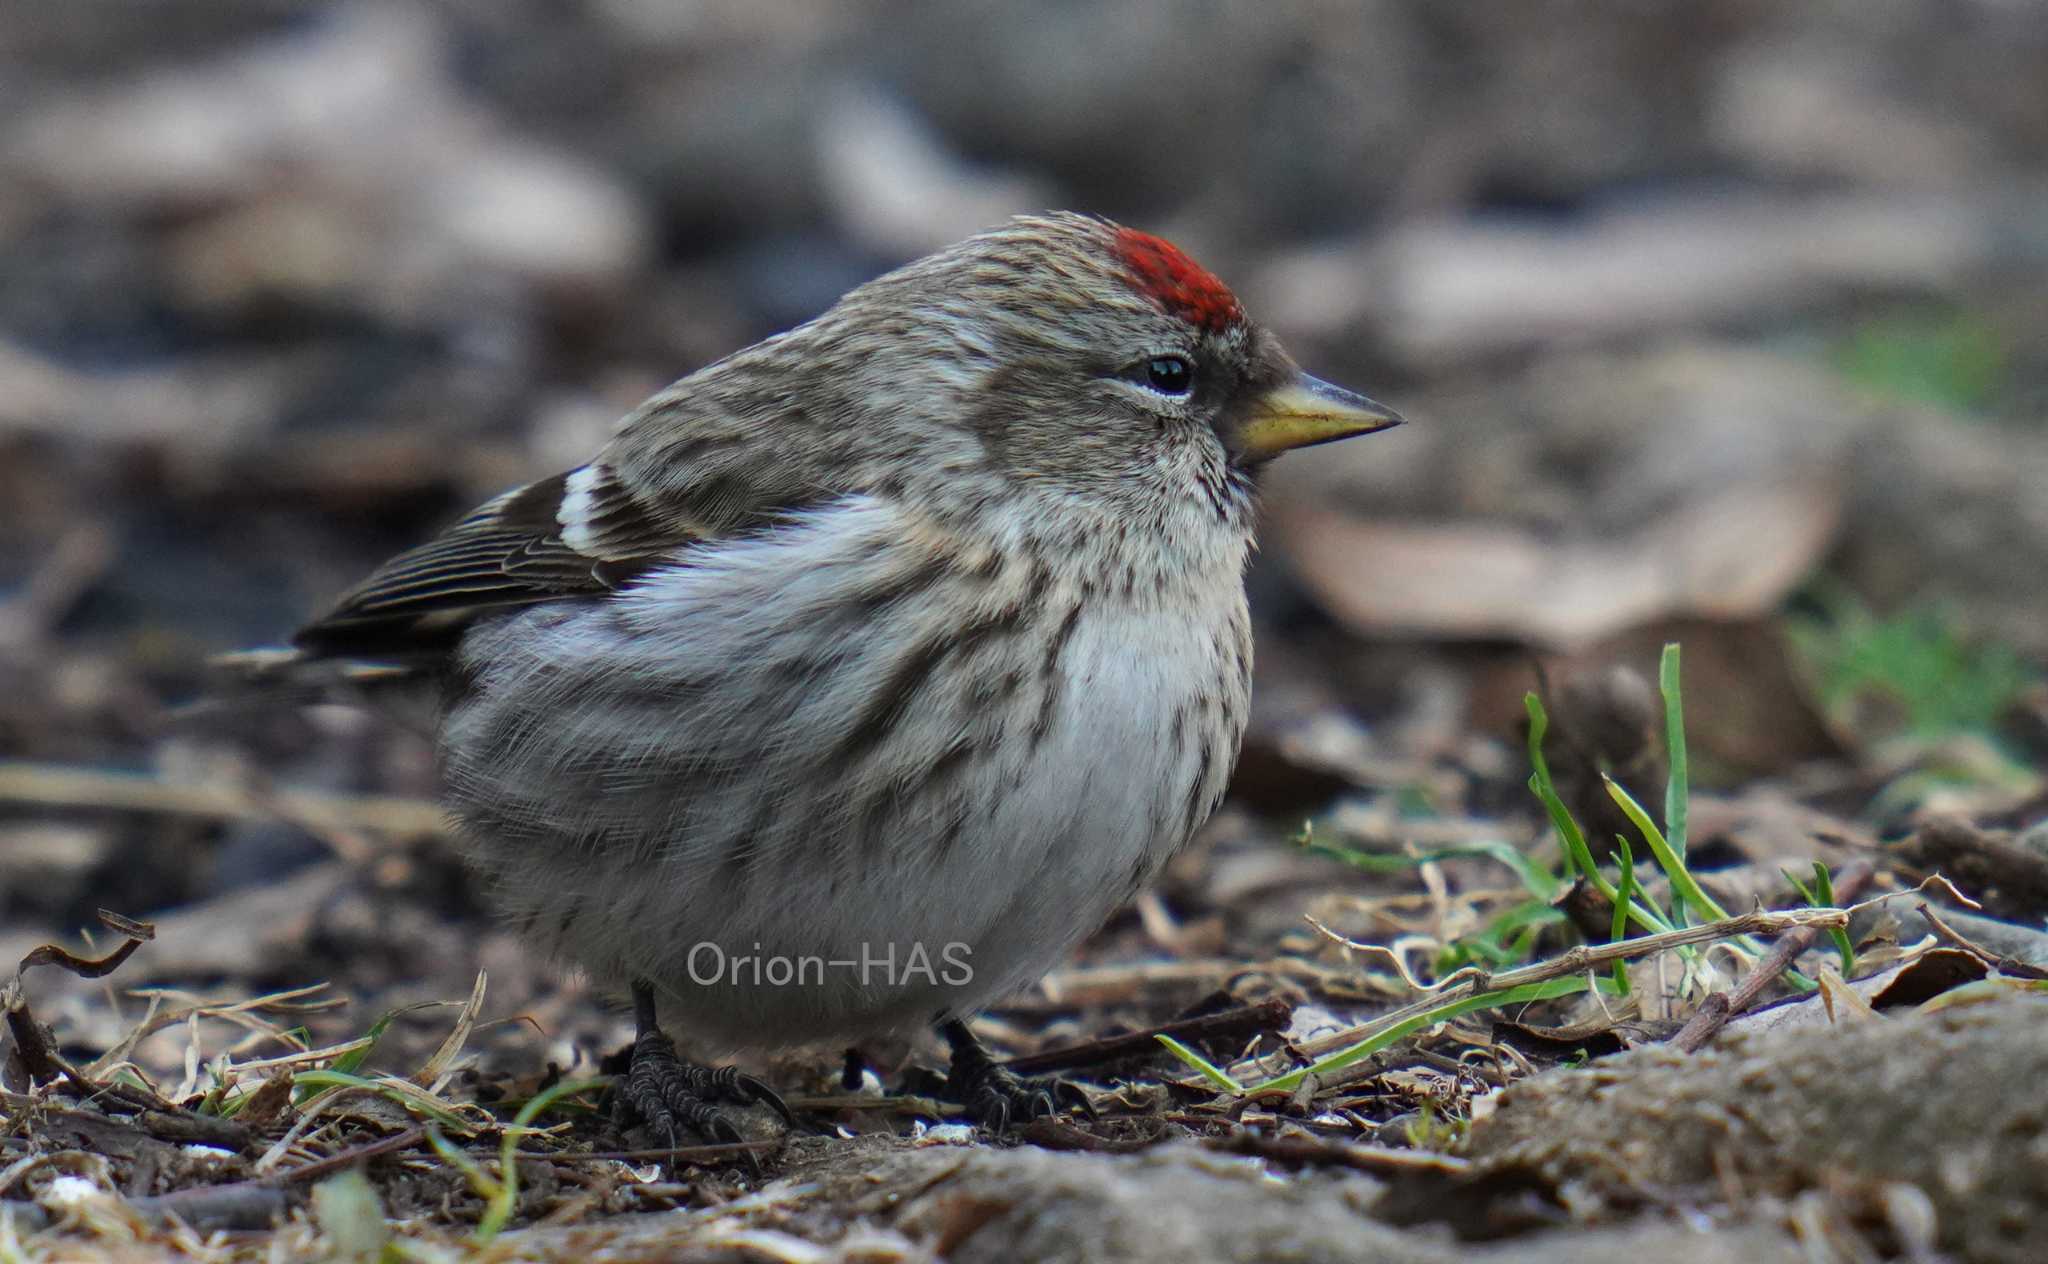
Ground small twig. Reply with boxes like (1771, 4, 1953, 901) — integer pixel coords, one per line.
(1304, 917, 1444, 992)
(1666, 992, 1731, 1055)
(1001, 1000, 1293, 1076)
(1206, 1129, 1471, 1177)
(1301, 906, 1842, 1053)
(0, 761, 448, 839)
(15, 910, 155, 980)
(1669, 859, 1876, 1053)
(1016, 1117, 1157, 1152)
(1032, 957, 1387, 1008)
(1224, 903, 1853, 1086)
(1915, 903, 2048, 982)
(1300, 906, 1847, 1001)
(2, 915, 157, 1103)
(273, 1125, 430, 1184)
(0, 1177, 296, 1234)
(129, 1182, 289, 1231)
(2, 994, 67, 1087)
(136, 1108, 252, 1151)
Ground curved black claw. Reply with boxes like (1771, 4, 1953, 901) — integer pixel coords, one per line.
(615, 1028, 794, 1151)
(940, 1019, 1095, 1134)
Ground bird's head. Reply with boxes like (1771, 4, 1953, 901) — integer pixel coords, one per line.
(807, 213, 1401, 527)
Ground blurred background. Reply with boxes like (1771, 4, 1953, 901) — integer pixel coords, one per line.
(2, 1, 2044, 1045)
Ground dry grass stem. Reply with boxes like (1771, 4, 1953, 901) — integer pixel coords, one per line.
(0, 760, 448, 840)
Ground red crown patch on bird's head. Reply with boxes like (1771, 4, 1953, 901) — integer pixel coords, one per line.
(1111, 227, 1244, 334)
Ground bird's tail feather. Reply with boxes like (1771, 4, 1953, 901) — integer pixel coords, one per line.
(191, 647, 444, 737)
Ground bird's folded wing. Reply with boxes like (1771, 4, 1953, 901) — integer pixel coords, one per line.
(291, 463, 696, 657)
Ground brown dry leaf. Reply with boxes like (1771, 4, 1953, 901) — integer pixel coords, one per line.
(1816, 966, 1882, 1023)
(1269, 475, 1839, 649)
(1727, 949, 1989, 1038)
(237, 1071, 296, 1126)
(413, 970, 488, 1090)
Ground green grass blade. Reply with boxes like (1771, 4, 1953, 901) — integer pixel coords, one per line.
(291, 1069, 475, 1132)
(1785, 862, 1858, 977)
(1156, 1035, 1244, 1093)
(424, 1126, 496, 1197)
(328, 1009, 398, 1079)
(1659, 643, 1688, 862)
(505, 1077, 608, 1123)
(1440, 900, 1568, 971)
(1249, 976, 1621, 1095)
(1782, 866, 1818, 906)
(1609, 841, 1636, 996)
(1529, 692, 1681, 941)
(1302, 840, 1422, 873)
(1311, 836, 1563, 902)
(1604, 775, 1726, 925)
(287, 1009, 400, 1109)
(1433, 840, 1564, 901)
(472, 1076, 611, 1242)
(1525, 693, 1609, 898)
(1607, 775, 1796, 978)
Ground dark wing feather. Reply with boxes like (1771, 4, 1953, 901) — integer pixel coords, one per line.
(292, 466, 689, 658)
(292, 363, 829, 664)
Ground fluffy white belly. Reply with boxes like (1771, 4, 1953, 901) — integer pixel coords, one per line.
(442, 497, 1249, 1047)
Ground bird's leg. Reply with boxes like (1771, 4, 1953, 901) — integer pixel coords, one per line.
(613, 980, 794, 1147)
(938, 1017, 1093, 1132)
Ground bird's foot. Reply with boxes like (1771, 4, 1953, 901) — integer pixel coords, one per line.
(612, 1027, 794, 1149)
(941, 1020, 1093, 1133)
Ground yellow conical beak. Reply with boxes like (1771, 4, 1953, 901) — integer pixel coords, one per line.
(1235, 373, 1404, 461)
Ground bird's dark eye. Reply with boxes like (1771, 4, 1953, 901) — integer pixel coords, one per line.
(1144, 356, 1194, 395)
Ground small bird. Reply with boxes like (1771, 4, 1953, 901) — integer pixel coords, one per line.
(282, 213, 1401, 1140)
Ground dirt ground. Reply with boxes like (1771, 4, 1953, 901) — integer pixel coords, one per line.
(4, 3, 2048, 1261)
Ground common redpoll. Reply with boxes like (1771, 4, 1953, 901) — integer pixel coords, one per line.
(284, 213, 1402, 1137)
